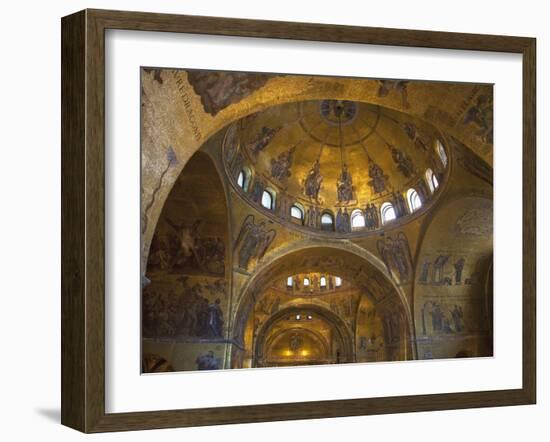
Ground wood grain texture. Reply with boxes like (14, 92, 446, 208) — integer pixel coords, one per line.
(60, 8, 537, 433)
(61, 10, 86, 431)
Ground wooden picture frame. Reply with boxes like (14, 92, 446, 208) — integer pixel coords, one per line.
(61, 8, 536, 433)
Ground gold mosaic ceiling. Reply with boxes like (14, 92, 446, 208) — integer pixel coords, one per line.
(228, 99, 446, 210)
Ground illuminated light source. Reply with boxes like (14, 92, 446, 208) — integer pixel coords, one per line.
(295, 314, 301, 320)
(381, 202, 397, 224)
(407, 188, 422, 213)
(335, 276, 342, 287)
(307, 315, 313, 320)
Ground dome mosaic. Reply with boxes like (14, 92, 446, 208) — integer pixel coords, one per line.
(223, 99, 449, 235)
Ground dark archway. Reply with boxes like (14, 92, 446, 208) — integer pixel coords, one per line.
(142, 150, 233, 371)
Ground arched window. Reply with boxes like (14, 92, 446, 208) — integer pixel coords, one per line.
(380, 202, 397, 225)
(237, 168, 251, 191)
(351, 209, 366, 230)
(261, 188, 275, 210)
(425, 168, 439, 193)
(407, 188, 422, 213)
(335, 276, 342, 287)
(320, 276, 327, 288)
(436, 140, 448, 168)
(303, 277, 310, 287)
(286, 276, 293, 287)
(320, 212, 334, 231)
(237, 171, 244, 188)
(290, 204, 304, 221)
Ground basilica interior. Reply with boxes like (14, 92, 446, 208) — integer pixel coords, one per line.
(140, 69, 493, 373)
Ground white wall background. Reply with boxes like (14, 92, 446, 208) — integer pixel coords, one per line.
(0, 0, 547, 440)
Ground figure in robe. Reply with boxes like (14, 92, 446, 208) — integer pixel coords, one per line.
(336, 164, 354, 203)
(303, 159, 323, 201)
(234, 215, 276, 270)
(368, 162, 388, 194)
(206, 298, 224, 338)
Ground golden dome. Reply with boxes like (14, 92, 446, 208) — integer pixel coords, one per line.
(223, 99, 448, 234)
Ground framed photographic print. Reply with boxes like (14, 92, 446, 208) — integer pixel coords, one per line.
(61, 9, 536, 433)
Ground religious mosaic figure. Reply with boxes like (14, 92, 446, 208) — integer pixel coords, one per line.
(384, 310, 401, 343)
(421, 301, 454, 335)
(164, 219, 225, 275)
(303, 159, 323, 201)
(391, 146, 415, 178)
(277, 195, 289, 220)
(377, 79, 410, 108)
(336, 209, 345, 233)
(454, 206, 493, 237)
(206, 298, 224, 338)
(419, 258, 431, 284)
(234, 215, 276, 270)
(365, 203, 379, 229)
(463, 94, 493, 144)
(247, 126, 280, 156)
(367, 161, 388, 194)
(306, 206, 320, 228)
(376, 232, 413, 284)
(270, 147, 295, 182)
(402, 122, 430, 152)
(289, 333, 303, 351)
(195, 351, 219, 370)
(450, 305, 464, 332)
(249, 179, 264, 203)
(432, 255, 450, 285)
(336, 164, 355, 203)
(454, 257, 466, 285)
(392, 191, 408, 217)
(343, 209, 351, 232)
(186, 70, 270, 116)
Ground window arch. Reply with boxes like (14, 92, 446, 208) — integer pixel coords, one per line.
(335, 276, 342, 287)
(320, 212, 334, 231)
(436, 140, 448, 168)
(290, 203, 304, 221)
(261, 188, 276, 210)
(432, 173, 439, 190)
(407, 188, 422, 213)
(303, 277, 310, 287)
(380, 202, 397, 225)
(351, 209, 365, 230)
(425, 168, 439, 193)
(320, 276, 327, 288)
(237, 168, 251, 191)
(286, 276, 293, 288)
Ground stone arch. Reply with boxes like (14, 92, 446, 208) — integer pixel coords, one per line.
(142, 149, 232, 342)
(141, 75, 466, 267)
(254, 304, 354, 367)
(231, 243, 415, 361)
(412, 196, 493, 359)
